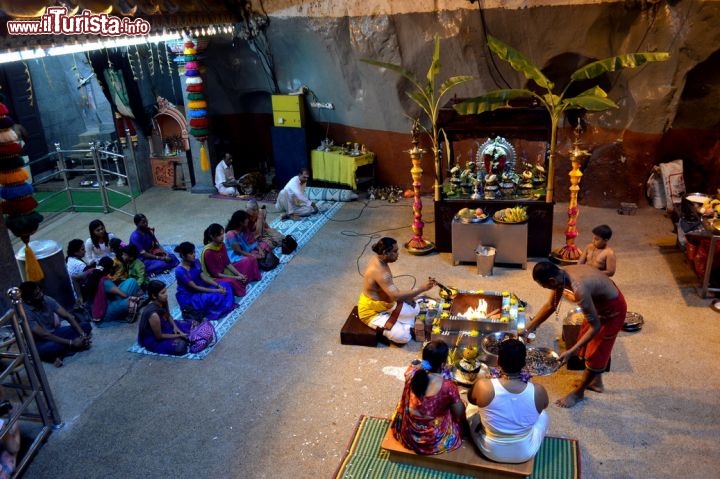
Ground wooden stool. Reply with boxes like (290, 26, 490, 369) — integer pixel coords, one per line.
(381, 427, 534, 478)
(340, 306, 383, 347)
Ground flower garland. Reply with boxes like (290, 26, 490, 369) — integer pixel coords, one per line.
(0, 102, 44, 280)
(183, 37, 209, 172)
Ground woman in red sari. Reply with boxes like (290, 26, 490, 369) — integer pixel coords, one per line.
(200, 223, 261, 297)
(391, 339, 466, 455)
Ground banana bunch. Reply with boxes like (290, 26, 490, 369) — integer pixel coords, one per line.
(699, 198, 720, 216)
(494, 206, 528, 223)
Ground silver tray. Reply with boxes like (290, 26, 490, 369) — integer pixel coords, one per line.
(524, 347, 561, 376)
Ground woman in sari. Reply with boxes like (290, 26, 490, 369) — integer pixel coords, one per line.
(391, 339, 465, 455)
(137, 280, 192, 356)
(129, 213, 180, 275)
(201, 223, 261, 297)
(173, 242, 235, 321)
(83, 257, 141, 323)
(225, 210, 270, 263)
(246, 199, 284, 248)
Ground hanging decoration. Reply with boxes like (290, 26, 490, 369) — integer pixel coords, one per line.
(183, 38, 209, 169)
(0, 102, 44, 280)
(114, 112, 137, 149)
(183, 36, 210, 171)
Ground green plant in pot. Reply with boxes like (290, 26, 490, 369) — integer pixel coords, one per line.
(362, 35, 474, 201)
(453, 35, 669, 260)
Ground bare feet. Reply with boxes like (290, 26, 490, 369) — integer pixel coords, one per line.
(574, 378, 605, 393)
(556, 392, 583, 408)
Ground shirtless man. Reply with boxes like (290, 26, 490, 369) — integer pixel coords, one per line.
(524, 262, 627, 408)
(578, 224, 616, 277)
(357, 237, 436, 344)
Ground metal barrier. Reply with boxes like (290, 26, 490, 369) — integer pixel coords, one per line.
(0, 287, 64, 478)
(31, 138, 139, 218)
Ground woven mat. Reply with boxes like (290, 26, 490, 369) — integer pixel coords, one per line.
(333, 416, 581, 479)
(207, 191, 279, 203)
(127, 201, 344, 359)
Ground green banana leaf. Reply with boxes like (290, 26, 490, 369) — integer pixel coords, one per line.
(453, 89, 538, 115)
(571, 52, 671, 81)
(487, 35, 554, 90)
(361, 58, 424, 93)
(427, 35, 441, 84)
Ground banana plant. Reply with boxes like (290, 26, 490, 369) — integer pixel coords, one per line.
(362, 35, 474, 200)
(453, 35, 669, 204)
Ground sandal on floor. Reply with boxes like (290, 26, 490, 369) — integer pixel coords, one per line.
(126, 300, 139, 323)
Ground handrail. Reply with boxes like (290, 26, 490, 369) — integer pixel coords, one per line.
(30, 137, 138, 217)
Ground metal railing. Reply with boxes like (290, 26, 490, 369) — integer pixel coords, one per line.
(0, 287, 65, 478)
(31, 135, 139, 218)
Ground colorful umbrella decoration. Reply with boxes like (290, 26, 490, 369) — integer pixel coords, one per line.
(0, 102, 44, 280)
(183, 38, 210, 172)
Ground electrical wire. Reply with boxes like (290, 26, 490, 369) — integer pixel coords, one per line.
(474, 1, 512, 89)
(326, 199, 432, 292)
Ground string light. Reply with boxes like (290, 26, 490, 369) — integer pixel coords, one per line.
(0, 32, 182, 65)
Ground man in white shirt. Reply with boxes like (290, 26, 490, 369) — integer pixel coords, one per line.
(214, 153, 239, 196)
(276, 167, 318, 219)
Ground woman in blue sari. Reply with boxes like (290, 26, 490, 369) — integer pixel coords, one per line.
(129, 213, 179, 275)
(225, 210, 271, 263)
(173, 242, 235, 321)
(84, 257, 141, 323)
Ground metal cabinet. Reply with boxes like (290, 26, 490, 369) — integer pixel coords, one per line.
(451, 219, 528, 268)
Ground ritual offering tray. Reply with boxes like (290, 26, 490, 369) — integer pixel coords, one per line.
(429, 291, 527, 367)
(524, 347, 561, 376)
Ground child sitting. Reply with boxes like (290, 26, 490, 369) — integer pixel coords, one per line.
(578, 224, 616, 277)
(122, 244, 147, 290)
(109, 237, 128, 283)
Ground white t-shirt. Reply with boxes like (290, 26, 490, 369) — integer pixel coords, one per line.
(215, 161, 235, 190)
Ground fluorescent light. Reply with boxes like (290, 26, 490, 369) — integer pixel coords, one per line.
(0, 52, 22, 65)
(19, 48, 46, 60)
(1, 31, 182, 64)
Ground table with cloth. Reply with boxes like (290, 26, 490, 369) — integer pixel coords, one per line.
(310, 148, 374, 190)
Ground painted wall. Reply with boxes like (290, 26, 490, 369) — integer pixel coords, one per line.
(204, 0, 720, 205)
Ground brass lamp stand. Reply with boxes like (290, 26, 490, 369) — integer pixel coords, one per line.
(405, 123, 435, 255)
(552, 126, 590, 263)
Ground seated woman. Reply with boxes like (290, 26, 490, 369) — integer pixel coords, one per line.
(173, 242, 235, 321)
(391, 340, 465, 455)
(84, 219, 116, 264)
(129, 213, 180, 276)
(83, 257, 141, 323)
(467, 338, 549, 463)
(121, 244, 147, 290)
(246, 199, 285, 248)
(225, 210, 270, 263)
(65, 239, 93, 306)
(108, 237, 129, 284)
(201, 223, 261, 297)
(137, 280, 192, 356)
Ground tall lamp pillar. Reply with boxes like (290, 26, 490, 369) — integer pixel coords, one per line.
(405, 121, 435, 255)
(552, 125, 589, 263)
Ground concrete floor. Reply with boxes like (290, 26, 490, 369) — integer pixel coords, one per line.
(13, 187, 720, 479)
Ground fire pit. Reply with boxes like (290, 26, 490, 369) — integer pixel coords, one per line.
(438, 291, 520, 335)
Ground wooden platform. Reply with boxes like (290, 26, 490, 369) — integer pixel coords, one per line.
(340, 306, 383, 347)
(381, 427, 534, 478)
